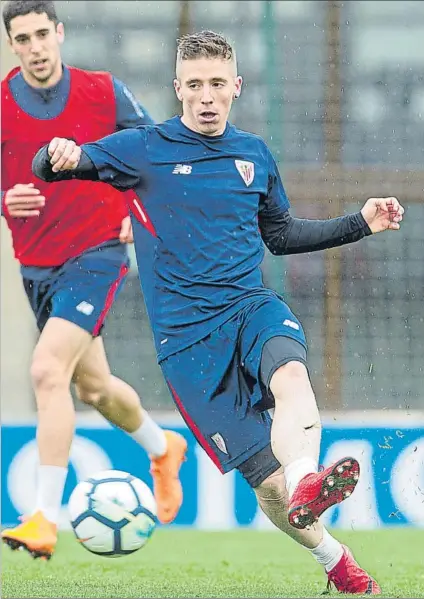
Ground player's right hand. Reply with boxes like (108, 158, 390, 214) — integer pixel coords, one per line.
(4, 183, 45, 218)
(48, 137, 81, 172)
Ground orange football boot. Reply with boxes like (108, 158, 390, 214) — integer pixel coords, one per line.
(2, 511, 57, 560)
(150, 430, 187, 524)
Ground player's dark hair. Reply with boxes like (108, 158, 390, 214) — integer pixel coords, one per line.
(176, 30, 235, 64)
(2, 0, 59, 35)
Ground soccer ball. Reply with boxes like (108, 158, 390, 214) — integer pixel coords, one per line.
(68, 469, 157, 557)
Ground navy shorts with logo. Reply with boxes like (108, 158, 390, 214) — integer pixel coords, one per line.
(22, 241, 129, 336)
(160, 294, 307, 474)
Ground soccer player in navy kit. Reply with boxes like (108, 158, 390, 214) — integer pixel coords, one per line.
(33, 30, 405, 592)
(1, 1, 187, 559)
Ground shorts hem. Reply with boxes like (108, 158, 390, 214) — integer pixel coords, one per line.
(264, 356, 309, 390)
(38, 314, 103, 337)
(249, 459, 281, 488)
(218, 437, 273, 474)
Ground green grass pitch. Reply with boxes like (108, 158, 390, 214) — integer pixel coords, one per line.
(2, 529, 423, 598)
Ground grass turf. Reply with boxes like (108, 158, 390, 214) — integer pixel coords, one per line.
(2, 529, 423, 598)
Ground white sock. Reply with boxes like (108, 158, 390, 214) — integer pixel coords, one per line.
(35, 465, 68, 525)
(309, 528, 344, 572)
(129, 411, 167, 458)
(284, 457, 318, 499)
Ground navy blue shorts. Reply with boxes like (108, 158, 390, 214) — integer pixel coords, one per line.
(22, 244, 129, 336)
(160, 295, 307, 474)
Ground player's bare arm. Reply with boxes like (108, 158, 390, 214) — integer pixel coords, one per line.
(3, 183, 45, 218)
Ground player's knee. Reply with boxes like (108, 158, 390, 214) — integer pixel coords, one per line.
(270, 360, 310, 399)
(30, 354, 69, 396)
(274, 360, 308, 383)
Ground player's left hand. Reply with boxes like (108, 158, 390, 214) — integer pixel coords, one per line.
(360, 197, 404, 234)
(119, 216, 134, 244)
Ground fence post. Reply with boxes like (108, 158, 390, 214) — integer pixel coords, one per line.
(322, 1, 343, 410)
(262, 0, 286, 296)
(174, 1, 192, 115)
(178, 0, 191, 38)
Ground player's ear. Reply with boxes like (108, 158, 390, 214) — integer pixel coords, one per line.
(56, 22, 65, 45)
(233, 75, 243, 100)
(174, 79, 183, 102)
(7, 36, 15, 53)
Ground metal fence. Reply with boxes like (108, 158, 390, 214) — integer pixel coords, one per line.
(15, 1, 424, 411)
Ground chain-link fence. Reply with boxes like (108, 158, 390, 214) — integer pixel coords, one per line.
(8, 1, 424, 412)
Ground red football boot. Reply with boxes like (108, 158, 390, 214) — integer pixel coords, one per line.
(327, 545, 381, 594)
(288, 457, 360, 529)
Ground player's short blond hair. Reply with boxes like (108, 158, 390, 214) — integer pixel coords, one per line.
(176, 30, 236, 65)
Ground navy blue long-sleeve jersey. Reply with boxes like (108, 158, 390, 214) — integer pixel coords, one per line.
(83, 118, 293, 359)
(33, 116, 371, 360)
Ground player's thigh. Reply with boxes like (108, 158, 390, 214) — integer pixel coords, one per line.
(236, 338, 308, 489)
(31, 317, 93, 385)
(239, 296, 308, 410)
(72, 336, 111, 400)
(22, 276, 53, 332)
(160, 322, 274, 475)
(261, 335, 309, 391)
(50, 258, 128, 337)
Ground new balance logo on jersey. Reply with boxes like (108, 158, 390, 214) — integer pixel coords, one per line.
(283, 319, 300, 331)
(76, 301, 94, 316)
(173, 164, 192, 175)
(235, 160, 255, 186)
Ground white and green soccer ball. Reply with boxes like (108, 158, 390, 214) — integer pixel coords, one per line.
(68, 470, 157, 557)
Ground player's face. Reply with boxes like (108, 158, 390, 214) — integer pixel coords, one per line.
(8, 12, 64, 88)
(174, 57, 242, 136)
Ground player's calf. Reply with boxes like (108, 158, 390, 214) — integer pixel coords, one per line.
(74, 382, 108, 408)
(254, 466, 325, 550)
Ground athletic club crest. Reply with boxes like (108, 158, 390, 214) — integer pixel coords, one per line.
(211, 433, 228, 455)
(235, 160, 255, 187)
